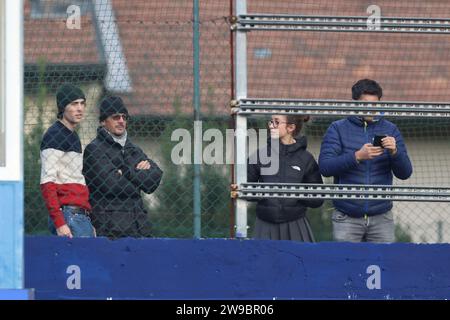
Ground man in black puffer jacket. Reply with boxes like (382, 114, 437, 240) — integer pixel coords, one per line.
(83, 96, 163, 238)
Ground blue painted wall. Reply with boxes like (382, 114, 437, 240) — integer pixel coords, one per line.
(0, 182, 24, 289)
(25, 236, 450, 300)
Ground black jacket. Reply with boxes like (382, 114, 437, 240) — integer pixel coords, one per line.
(83, 127, 163, 212)
(247, 136, 323, 223)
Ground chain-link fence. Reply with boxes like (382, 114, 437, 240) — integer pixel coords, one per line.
(24, 0, 232, 238)
(24, 0, 450, 242)
(244, 0, 450, 243)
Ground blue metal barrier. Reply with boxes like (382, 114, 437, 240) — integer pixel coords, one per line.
(25, 236, 450, 300)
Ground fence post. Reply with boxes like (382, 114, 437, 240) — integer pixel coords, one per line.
(193, 0, 201, 238)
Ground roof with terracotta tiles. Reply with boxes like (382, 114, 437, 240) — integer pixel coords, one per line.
(24, 1, 101, 65)
(24, 0, 450, 116)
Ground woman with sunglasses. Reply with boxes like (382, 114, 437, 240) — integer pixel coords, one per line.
(247, 114, 324, 241)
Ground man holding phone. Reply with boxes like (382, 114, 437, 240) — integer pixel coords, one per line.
(372, 135, 387, 148)
(319, 79, 412, 243)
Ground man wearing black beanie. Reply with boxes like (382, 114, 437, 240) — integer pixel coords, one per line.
(40, 84, 95, 238)
(83, 96, 163, 239)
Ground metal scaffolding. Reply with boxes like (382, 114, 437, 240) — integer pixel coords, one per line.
(232, 1, 450, 238)
(236, 14, 450, 34)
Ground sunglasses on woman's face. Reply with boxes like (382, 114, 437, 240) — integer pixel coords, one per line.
(110, 114, 129, 121)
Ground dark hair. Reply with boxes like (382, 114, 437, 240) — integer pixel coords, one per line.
(351, 79, 383, 100)
(286, 115, 310, 137)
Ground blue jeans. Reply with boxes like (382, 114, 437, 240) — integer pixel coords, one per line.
(332, 210, 395, 243)
(49, 207, 95, 237)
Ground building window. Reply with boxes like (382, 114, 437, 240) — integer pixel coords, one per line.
(30, 0, 90, 19)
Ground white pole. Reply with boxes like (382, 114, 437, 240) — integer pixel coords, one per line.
(0, 0, 24, 290)
(234, 0, 248, 238)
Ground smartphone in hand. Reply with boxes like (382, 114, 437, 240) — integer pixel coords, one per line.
(372, 135, 387, 148)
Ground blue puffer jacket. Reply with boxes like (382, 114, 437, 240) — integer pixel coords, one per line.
(318, 116, 412, 217)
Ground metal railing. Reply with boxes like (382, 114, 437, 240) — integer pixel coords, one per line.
(236, 14, 450, 34)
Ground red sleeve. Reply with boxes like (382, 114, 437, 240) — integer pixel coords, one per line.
(40, 182, 66, 228)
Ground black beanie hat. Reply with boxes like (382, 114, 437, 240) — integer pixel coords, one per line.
(99, 96, 129, 121)
(56, 84, 86, 118)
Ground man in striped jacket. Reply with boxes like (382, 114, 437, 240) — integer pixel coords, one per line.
(40, 84, 95, 238)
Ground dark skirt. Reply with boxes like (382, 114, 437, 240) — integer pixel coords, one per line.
(253, 216, 315, 242)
